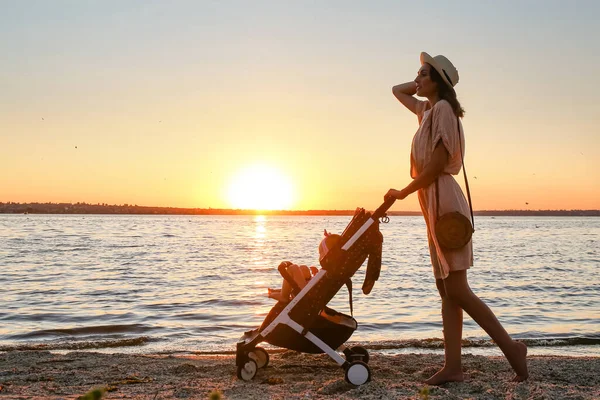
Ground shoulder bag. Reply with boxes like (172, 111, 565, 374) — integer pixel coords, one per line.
(429, 109, 475, 250)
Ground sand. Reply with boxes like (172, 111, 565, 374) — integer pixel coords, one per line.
(0, 350, 598, 399)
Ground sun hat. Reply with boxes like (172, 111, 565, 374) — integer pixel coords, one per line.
(420, 52, 459, 88)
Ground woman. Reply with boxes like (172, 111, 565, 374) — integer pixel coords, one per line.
(385, 52, 528, 384)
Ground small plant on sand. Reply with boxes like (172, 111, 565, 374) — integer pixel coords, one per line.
(419, 385, 430, 400)
(208, 388, 222, 400)
(78, 387, 105, 400)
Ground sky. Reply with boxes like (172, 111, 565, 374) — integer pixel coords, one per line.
(1, 0, 599, 211)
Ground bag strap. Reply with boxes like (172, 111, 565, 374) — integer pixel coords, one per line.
(429, 109, 475, 231)
(457, 117, 475, 231)
(346, 279, 353, 316)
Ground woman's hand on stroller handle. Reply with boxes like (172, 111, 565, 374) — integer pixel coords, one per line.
(385, 188, 407, 201)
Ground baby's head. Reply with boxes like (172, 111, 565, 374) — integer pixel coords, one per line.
(319, 230, 341, 261)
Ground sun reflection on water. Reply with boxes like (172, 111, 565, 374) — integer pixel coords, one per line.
(251, 217, 273, 315)
(249, 216, 268, 270)
(253, 215, 266, 242)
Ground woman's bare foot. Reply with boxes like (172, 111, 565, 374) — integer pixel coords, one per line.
(509, 341, 528, 381)
(424, 367, 464, 385)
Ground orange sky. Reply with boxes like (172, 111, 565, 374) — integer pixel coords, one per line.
(2, 2, 599, 211)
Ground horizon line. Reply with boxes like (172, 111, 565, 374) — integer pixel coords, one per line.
(1, 201, 599, 215)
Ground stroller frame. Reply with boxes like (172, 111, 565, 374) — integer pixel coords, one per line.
(236, 199, 394, 386)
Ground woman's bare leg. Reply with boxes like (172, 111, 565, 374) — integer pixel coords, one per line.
(444, 270, 528, 381)
(425, 279, 465, 385)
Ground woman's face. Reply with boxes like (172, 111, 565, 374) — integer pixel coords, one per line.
(414, 63, 437, 97)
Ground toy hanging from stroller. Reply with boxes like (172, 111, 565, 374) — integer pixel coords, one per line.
(235, 199, 393, 386)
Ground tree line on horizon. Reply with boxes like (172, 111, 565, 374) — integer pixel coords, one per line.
(0, 202, 598, 216)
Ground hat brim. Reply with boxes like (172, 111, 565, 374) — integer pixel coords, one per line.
(420, 52, 454, 88)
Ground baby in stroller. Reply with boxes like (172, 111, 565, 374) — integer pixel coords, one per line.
(268, 232, 340, 303)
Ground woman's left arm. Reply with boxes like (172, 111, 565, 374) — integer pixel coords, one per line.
(386, 142, 449, 200)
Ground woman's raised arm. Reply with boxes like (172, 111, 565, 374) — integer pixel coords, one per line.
(392, 81, 418, 114)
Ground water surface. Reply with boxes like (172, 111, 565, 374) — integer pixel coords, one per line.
(1, 214, 598, 356)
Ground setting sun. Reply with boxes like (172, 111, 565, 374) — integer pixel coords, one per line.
(227, 164, 295, 210)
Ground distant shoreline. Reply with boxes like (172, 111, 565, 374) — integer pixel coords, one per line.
(1, 202, 598, 216)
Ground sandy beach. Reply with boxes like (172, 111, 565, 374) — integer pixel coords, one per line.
(0, 350, 598, 399)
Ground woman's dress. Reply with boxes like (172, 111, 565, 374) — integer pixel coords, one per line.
(410, 99, 473, 279)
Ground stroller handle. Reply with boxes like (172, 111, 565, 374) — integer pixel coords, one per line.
(372, 197, 396, 221)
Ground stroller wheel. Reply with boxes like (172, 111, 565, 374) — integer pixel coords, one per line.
(237, 359, 258, 381)
(348, 346, 369, 364)
(249, 347, 269, 368)
(344, 361, 371, 386)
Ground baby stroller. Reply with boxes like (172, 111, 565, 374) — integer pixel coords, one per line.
(235, 199, 394, 386)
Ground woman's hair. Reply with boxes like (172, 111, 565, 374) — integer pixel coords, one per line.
(428, 64, 465, 118)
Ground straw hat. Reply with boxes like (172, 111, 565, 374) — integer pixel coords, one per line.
(420, 52, 459, 88)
